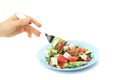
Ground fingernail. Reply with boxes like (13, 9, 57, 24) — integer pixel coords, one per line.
(38, 23, 42, 27)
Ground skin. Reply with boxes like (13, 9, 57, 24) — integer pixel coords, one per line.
(0, 13, 41, 38)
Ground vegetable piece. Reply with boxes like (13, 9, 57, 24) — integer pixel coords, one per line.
(48, 62, 55, 67)
(45, 57, 51, 62)
(55, 64, 61, 68)
(80, 54, 90, 61)
(63, 63, 69, 68)
(45, 47, 57, 57)
(57, 54, 68, 63)
(63, 61, 88, 68)
(52, 37, 61, 48)
(51, 57, 58, 65)
(63, 52, 71, 59)
(69, 61, 88, 67)
(69, 56, 78, 62)
(78, 47, 86, 54)
(86, 52, 92, 59)
(56, 40, 66, 53)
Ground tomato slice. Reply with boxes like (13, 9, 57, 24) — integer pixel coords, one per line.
(57, 54, 68, 63)
(69, 56, 78, 62)
(56, 44, 62, 51)
(56, 40, 65, 51)
(78, 47, 86, 53)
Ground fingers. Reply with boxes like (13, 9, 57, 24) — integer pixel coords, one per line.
(9, 13, 42, 27)
(15, 18, 41, 38)
(15, 16, 41, 28)
(24, 26, 41, 38)
(30, 26, 41, 36)
(24, 26, 32, 38)
(25, 15, 41, 27)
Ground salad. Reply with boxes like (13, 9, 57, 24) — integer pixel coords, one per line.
(45, 37, 93, 69)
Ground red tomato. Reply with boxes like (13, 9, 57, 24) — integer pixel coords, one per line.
(78, 48, 86, 53)
(48, 62, 50, 65)
(57, 54, 68, 63)
(56, 44, 62, 51)
(56, 40, 65, 51)
(58, 62, 64, 66)
(86, 56, 91, 61)
(69, 56, 78, 62)
(60, 65, 64, 69)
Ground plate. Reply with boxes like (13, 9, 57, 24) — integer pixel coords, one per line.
(37, 40, 98, 71)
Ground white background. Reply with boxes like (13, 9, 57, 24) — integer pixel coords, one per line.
(0, 0, 120, 80)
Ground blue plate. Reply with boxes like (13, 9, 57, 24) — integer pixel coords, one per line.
(38, 40, 98, 71)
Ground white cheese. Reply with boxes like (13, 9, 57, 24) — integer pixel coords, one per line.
(45, 50, 51, 57)
(63, 52, 71, 59)
(51, 57, 58, 65)
(80, 54, 87, 60)
(64, 46, 69, 51)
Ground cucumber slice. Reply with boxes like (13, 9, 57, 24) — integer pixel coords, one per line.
(52, 37, 61, 48)
(69, 61, 88, 67)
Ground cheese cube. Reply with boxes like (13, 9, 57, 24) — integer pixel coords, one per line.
(80, 54, 87, 60)
(63, 52, 71, 59)
(51, 57, 58, 65)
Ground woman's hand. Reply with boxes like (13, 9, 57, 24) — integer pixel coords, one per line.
(0, 13, 41, 37)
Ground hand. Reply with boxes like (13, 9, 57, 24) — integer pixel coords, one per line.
(0, 13, 41, 37)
